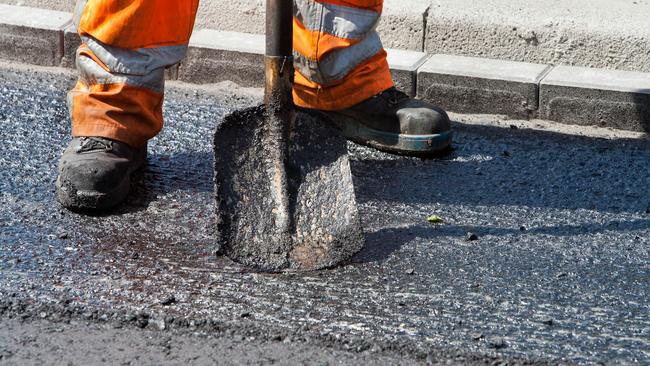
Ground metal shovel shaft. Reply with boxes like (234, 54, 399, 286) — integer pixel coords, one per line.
(264, 0, 292, 110)
(263, 0, 294, 234)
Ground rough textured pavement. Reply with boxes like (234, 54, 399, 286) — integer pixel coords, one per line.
(1, 62, 649, 365)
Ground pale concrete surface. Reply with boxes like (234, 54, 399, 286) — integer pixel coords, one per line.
(425, 0, 650, 72)
(0, 4, 70, 66)
(375, 0, 429, 51)
(540, 65, 650, 132)
(0, 0, 72, 12)
(541, 65, 650, 93)
(417, 55, 550, 117)
(4, 0, 650, 71)
(0, 2, 69, 29)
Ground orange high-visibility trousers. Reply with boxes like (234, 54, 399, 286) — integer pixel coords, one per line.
(70, 0, 393, 147)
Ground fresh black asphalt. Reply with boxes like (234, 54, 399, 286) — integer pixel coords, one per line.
(1, 63, 648, 365)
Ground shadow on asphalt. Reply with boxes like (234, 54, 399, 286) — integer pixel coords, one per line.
(106, 152, 215, 215)
(348, 120, 650, 263)
(351, 121, 649, 213)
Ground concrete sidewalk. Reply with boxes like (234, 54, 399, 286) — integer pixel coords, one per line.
(1, 0, 649, 72)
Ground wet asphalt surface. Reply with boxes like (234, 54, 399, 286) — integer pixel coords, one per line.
(1, 63, 649, 365)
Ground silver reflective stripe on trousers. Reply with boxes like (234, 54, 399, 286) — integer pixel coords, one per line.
(294, 0, 380, 39)
(73, 0, 86, 28)
(76, 36, 188, 93)
(293, 31, 383, 86)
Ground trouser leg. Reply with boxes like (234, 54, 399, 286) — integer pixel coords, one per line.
(68, 0, 200, 147)
(292, 0, 394, 110)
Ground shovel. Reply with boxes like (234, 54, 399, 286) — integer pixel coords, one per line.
(213, 0, 364, 271)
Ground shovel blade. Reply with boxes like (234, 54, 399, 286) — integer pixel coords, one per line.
(214, 105, 364, 271)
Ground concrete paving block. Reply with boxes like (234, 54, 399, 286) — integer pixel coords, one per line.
(386, 48, 428, 97)
(417, 54, 550, 117)
(179, 29, 265, 87)
(424, 0, 650, 73)
(61, 23, 79, 69)
(377, 0, 428, 51)
(0, 4, 71, 66)
(540, 66, 650, 132)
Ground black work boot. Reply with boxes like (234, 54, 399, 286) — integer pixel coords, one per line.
(56, 137, 146, 212)
(323, 87, 452, 157)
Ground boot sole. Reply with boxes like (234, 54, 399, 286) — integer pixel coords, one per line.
(331, 113, 453, 157)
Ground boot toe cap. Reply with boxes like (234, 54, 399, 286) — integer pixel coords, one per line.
(397, 105, 451, 135)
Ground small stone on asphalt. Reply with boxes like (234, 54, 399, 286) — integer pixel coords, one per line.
(488, 337, 507, 349)
(160, 295, 176, 306)
(467, 232, 479, 241)
(540, 317, 554, 326)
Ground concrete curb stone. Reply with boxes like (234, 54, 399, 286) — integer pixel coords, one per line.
(417, 54, 551, 118)
(540, 66, 650, 132)
(61, 23, 79, 69)
(386, 49, 429, 97)
(0, 4, 70, 66)
(179, 29, 429, 97)
(178, 29, 265, 87)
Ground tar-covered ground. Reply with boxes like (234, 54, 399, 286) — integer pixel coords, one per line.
(1, 62, 649, 365)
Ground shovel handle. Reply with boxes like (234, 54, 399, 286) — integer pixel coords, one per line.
(264, 0, 293, 110)
(264, 0, 294, 235)
(266, 0, 292, 57)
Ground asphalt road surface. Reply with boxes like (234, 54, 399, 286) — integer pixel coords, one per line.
(1, 62, 649, 365)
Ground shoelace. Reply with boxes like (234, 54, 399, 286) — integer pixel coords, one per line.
(75, 137, 113, 153)
(379, 87, 410, 108)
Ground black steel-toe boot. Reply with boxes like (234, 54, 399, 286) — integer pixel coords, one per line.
(323, 87, 452, 156)
(56, 137, 146, 211)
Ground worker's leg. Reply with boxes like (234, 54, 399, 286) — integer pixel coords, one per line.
(69, 0, 199, 147)
(293, 0, 452, 156)
(292, 0, 391, 110)
(57, 0, 199, 211)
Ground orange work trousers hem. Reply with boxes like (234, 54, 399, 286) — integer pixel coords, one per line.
(70, 81, 164, 148)
(292, 51, 394, 111)
(72, 122, 152, 148)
